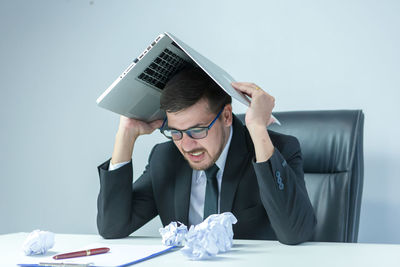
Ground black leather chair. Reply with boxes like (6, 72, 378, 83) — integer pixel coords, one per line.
(238, 110, 364, 242)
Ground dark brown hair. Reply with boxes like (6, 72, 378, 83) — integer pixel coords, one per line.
(160, 66, 232, 114)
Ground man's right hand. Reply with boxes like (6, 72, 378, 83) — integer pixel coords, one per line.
(111, 116, 163, 165)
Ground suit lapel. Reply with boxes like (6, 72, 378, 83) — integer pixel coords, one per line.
(174, 158, 192, 225)
(220, 115, 252, 213)
(172, 115, 252, 222)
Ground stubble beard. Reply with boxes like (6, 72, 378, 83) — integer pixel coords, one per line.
(185, 127, 227, 171)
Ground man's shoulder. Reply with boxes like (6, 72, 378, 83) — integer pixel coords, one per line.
(233, 114, 299, 149)
(149, 140, 181, 160)
(268, 129, 299, 143)
(146, 141, 185, 178)
(268, 129, 301, 154)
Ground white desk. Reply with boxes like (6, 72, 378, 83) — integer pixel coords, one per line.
(2, 232, 399, 267)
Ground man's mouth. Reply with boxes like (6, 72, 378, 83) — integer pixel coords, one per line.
(185, 150, 206, 162)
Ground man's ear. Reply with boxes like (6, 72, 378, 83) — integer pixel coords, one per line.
(222, 104, 233, 127)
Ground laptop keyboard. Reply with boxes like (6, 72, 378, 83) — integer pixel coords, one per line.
(138, 48, 188, 90)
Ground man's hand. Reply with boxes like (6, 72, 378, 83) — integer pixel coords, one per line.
(231, 82, 275, 162)
(118, 116, 164, 140)
(231, 82, 275, 130)
(111, 116, 163, 165)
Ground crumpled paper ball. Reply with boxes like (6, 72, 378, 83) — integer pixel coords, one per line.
(22, 230, 55, 256)
(182, 212, 237, 260)
(159, 221, 188, 246)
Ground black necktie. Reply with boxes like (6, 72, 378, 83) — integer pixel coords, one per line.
(203, 164, 219, 220)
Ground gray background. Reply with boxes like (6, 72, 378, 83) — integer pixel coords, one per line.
(0, 0, 399, 243)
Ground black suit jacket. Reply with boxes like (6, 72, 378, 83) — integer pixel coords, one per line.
(97, 115, 316, 244)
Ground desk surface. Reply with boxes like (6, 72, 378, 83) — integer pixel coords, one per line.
(2, 232, 400, 267)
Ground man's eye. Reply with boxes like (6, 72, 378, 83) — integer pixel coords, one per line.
(170, 130, 181, 136)
(189, 128, 205, 133)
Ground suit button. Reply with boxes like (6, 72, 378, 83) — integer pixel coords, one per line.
(275, 170, 284, 190)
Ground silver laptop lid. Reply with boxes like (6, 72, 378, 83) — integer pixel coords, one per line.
(166, 32, 251, 107)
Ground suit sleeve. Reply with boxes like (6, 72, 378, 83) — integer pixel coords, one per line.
(96, 147, 158, 239)
(252, 136, 317, 245)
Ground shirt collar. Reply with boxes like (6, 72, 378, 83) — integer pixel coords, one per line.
(215, 125, 233, 172)
(194, 125, 233, 180)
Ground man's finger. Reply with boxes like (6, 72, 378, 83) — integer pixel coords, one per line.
(267, 116, 275, 126)
(150, 119, 164, 129)
(231, 82, 261, 96)
(232, 82, 258, 87)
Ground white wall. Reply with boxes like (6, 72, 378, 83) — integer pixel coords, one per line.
(0, 0, 399, 243)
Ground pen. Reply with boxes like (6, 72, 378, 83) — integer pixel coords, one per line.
(53, 247, 110, 260)
(39, 263, 92, 267)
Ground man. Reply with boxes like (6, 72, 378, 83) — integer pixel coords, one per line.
(97, 67, 316, 245)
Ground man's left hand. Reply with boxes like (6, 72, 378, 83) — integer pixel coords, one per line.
(231, 82, 275, 131)
(231, 82, 275, 162)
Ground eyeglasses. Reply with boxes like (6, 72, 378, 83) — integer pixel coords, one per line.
(160, 106, 225, 141)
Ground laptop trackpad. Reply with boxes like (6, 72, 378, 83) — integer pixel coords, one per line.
(129, 94, 160, 120)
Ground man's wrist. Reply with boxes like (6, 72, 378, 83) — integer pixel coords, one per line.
(111, 129, 137, 165)
(116, 127, 139, 141)
(247, 124, 274, 162)
(246, 123, 267, 137)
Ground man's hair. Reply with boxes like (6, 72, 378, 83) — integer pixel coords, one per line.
(160, 66, 232, 114)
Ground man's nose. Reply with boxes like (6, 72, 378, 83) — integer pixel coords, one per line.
(180, 133, 198, 151)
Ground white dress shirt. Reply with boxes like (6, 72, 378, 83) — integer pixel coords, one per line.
(108, 125, 233, 226)
(188, 126, 233, 225)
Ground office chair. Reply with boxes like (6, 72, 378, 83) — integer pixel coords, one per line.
(238, 110, 364, 242)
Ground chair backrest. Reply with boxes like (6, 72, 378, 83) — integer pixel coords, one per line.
(237, 110, 364, 242)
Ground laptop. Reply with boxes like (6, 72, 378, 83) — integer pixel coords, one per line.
(96, 32, 254, 122)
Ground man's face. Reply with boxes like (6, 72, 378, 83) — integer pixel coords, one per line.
(166, 99, 232, 170)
